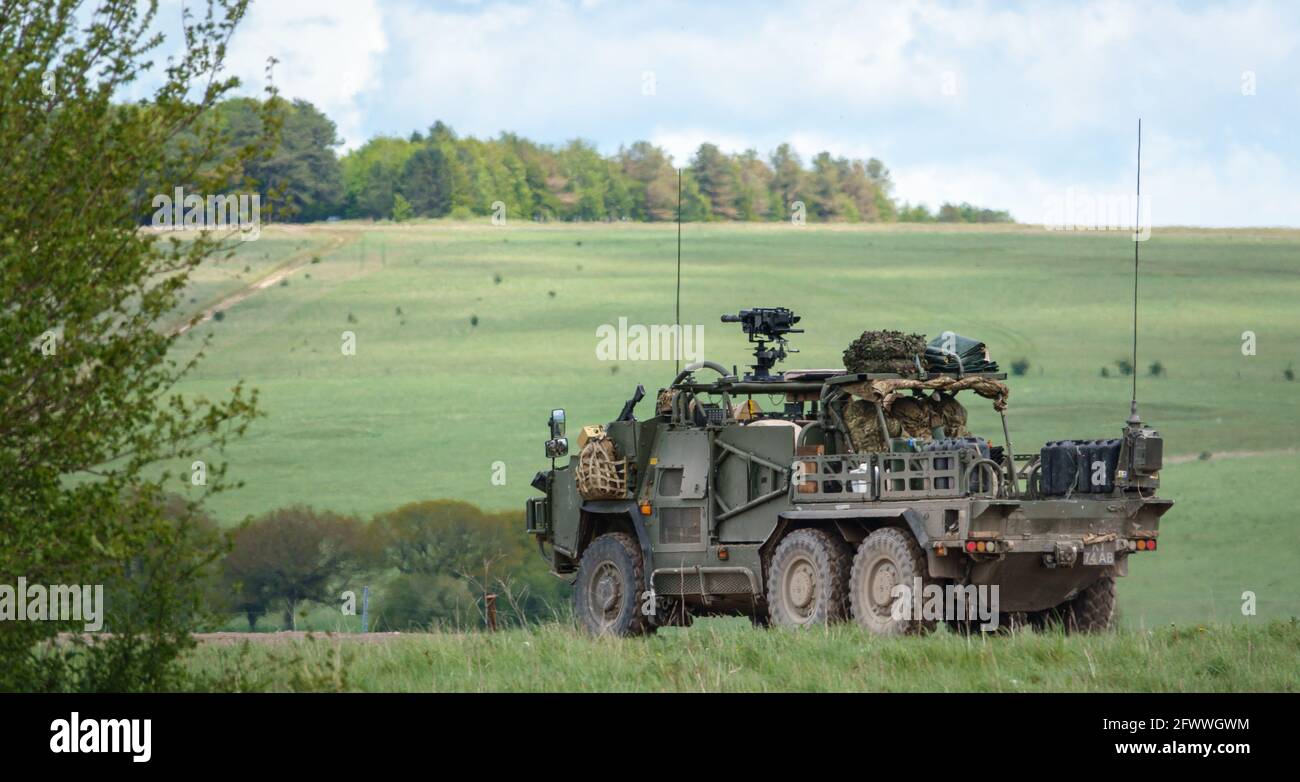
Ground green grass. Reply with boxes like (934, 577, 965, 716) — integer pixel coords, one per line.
(168, 221, 1300, 518)
(160, 220, 1300, 628)
(182, 618, 1300, 692)
(1121, 453, 1300, 626)
(159, 219, 1300, 685)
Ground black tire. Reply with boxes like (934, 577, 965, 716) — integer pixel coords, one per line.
(573, 532, 651, 636)
(1065, 576, 1117, 633)
(849, 527, 936, 635)
(765, 528, 851, 627)
(1031, 576, 1117, 634)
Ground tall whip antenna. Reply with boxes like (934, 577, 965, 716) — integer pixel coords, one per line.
(675, 167, 683, 374)
(1129, 118, 1142, 424)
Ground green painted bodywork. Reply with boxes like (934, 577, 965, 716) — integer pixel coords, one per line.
(527, 360, 1172, 619)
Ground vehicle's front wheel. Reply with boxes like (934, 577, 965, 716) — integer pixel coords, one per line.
(766, 529, 851, 627)
(573, 532, 651, 636)
(849, 527, 936, 635)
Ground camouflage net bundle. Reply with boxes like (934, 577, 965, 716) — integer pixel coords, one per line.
(842, 330, 928, 375)
(576, 433, 629, 500)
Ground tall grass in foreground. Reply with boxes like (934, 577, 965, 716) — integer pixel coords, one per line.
(183, 619, 1299, 693)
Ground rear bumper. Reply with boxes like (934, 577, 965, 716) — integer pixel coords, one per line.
(965, 496, 1172, 553)
(935, 496, 1173, 611)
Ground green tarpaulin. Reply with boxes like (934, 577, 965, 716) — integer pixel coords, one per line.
(924, 333, 998, 373)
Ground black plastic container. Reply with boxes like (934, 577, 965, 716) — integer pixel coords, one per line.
(1040, 439, 1121, 495)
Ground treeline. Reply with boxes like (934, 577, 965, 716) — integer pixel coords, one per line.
(212, 97, 1013, 224)
(199, 499, 566, 632)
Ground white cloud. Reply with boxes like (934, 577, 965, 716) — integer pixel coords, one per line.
(198, 0, 1299, 226)
(225, 0, 387, 148)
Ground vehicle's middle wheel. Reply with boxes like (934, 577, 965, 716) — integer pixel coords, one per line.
(850, 527, 936, 635)
(765, 528, 851, 627)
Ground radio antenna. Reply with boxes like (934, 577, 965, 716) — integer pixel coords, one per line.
(675, 167, 683, 374)
(1129, 118, 1142, 425)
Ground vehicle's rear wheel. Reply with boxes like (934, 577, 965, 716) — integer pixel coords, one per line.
(573, 532, 652, 636)
(849, 527, 936, 635)
(765, 528, 851, 627)
(1031, 575, 1116, 633)
(1064, 575, 1116, 633)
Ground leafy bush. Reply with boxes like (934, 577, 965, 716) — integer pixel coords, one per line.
(222, 507, 374, 630)
(0, 0, 268, 692)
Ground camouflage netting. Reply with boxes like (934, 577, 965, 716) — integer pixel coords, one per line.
(842, 330, 928, 375)
(655, 388, 674, 416)
(576, 433, 628, 500)
(931, 394, 972, 437)
(839, 377, 1010, 452)
(844, 376, 1010, 411)
(842, 398, 901, 452)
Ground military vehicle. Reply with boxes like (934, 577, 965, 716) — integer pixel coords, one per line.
(525, 308, 1171, 635)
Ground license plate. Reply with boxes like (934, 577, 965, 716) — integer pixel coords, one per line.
(1082, 544, 1115, 566)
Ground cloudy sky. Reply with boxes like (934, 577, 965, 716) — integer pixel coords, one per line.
(160, 0, 1298, 226)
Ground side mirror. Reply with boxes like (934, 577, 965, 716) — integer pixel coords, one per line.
(548, 409, 566, 439)
(545, 437, 569, 459)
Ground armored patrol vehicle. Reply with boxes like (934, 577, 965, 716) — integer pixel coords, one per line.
(526, 309, 1171, 635)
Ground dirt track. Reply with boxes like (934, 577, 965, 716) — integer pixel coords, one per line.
(171, 228, 356, 336)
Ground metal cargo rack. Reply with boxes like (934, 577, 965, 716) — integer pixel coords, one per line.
(793, 447, 1003, 503)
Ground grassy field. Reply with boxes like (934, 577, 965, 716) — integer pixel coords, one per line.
(168, 221, 1300, 515)
(164, 220, 1300, 629)
(183, 619, 1300, 692)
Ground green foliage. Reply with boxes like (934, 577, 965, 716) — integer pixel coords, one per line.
(0, 0, 266, 691)
(210, 499, 565, 633)
(222, 507, 373, 630)
(390, 193, 413, 222)
(217, 97, 343, 221)
(937, 201, 1015, 224)
(399, 145, 453, 217)
(318, 121, 1009, 223)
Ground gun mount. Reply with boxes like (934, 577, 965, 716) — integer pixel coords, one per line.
(721, 307, 803, 381)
